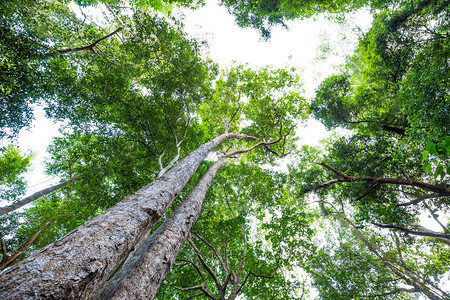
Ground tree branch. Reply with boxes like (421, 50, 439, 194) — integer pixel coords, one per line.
(397, 193, 441, 207)
(56, 28, 122, 53)
(0, 234, 8, 259)
(0, 220, 52, 269)
(304, 163, 450, 195)
(0, 190, 72, 269)
(191, 231, 227, 273)
(173, 285, 203, 292)
(236, 270, 275, 295)
(423, 202, 447, 232)
(188, 236, 223, 291)
(178, 259, 206, 282)
(372, 223, 450, 244)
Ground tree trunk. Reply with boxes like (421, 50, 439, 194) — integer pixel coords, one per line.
(0, 133, 255, 299)
(97, 158, 226, 300)
(0, 176, 79, 217)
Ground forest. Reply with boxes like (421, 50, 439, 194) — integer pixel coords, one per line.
(0, 0, 449, 299)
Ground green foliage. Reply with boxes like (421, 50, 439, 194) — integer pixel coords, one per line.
(199, 65, 307, 163)
(422, 137, 450, 179)
(0, 146, 32, 184)
(218, 0, 377, 39)
(1, 0, 449, 298)
(307, 0, 450, 256)
(310, 75, 352, 130)
(0, 0, 115, 138)
(0, 146, 32, 203)
(312, 0, 449, 142)
(75, 0, 204, 11)
(304, 217, 418, 299)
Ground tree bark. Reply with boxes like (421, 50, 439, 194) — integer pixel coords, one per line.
(97, 158, 226, 300)
(0, 176, 79, 217)
(0, 133, 255, 300)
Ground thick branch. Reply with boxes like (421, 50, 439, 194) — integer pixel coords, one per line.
(0, 220, 52, 269)
(57, 28, 122, 53)
(304, 163, 450, 195)
(0, 234, 8, 259)
(397, 193, 441, 207)
(372, 223, 450, 242)
(228, 224, 248, 299)
(381, 124, 407, 136)
(188, 237, 223, 292)
(0, 191, 71, 269)
(173, 285, 203, 292)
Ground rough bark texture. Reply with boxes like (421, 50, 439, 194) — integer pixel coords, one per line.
(97, 159, 226, 300)
(0, 133, 254, 300)
(0, 176, 79, 217)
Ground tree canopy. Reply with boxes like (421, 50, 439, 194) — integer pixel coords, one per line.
(0, 0, 449, 299)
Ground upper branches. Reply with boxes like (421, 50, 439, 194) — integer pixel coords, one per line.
(304, 162, 450, 196)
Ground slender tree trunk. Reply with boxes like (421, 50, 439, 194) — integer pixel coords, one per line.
(0, 176, 79, 217)
(97, 158, 226, 299)
(0, 133, 255, 300)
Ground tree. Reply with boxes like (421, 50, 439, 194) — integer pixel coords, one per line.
(0, 133, 258, 298)
(1, 0, 449, 299)
(0, 7, 306, 292)
(156, 163, 313, 299)
(311, 0, 450, 140)
(98, 158, 228, 299)
(217, 0, 391, 38)
(303, 208, 449, 299)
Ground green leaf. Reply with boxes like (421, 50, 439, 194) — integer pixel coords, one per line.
(426, 141, 437, 154)
(423, 163, 432, 175)
(434, 164, 445, 179)
(422, 150, 429, 161)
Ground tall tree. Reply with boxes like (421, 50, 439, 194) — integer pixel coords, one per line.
(156, 163, 313, 299)
(0, 133, 256, 298)
(1, 22, 305, 295)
